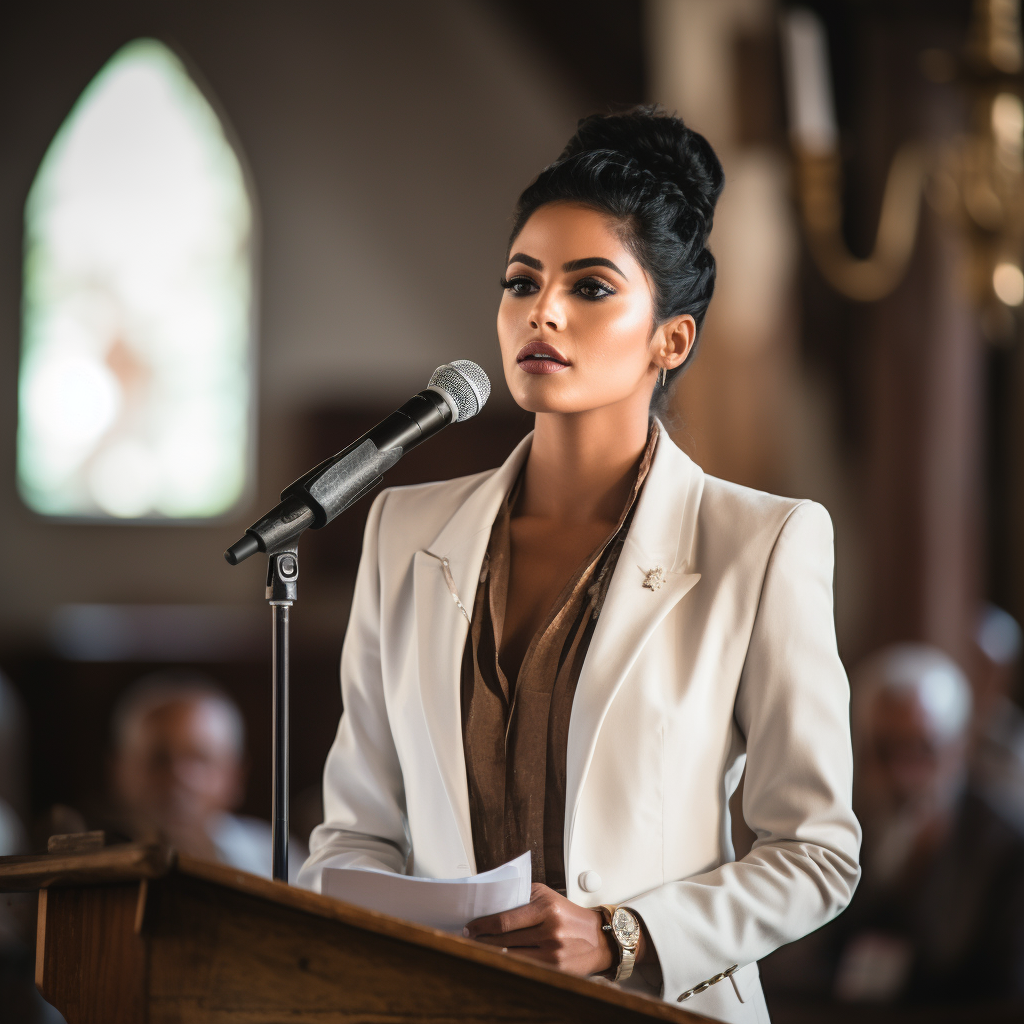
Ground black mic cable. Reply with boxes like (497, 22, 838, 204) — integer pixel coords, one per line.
(224, 360, 490, 564)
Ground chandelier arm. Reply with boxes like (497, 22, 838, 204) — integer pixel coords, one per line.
(797, 142, 929, 302)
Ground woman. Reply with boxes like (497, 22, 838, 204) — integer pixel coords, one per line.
(298, 107, 860, 1024)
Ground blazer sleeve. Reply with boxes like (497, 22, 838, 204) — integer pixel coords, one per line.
(296, 489, 410, 891)
(625, 500, 862, 999)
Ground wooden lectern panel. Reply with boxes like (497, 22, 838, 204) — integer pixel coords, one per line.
(3, 845, 709, 1024)
(37, 883, 147, 1024)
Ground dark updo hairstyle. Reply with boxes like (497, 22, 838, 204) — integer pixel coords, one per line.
(508, 105, 724, 414)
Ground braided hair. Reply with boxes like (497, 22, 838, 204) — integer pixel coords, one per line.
(508, 106, 724, 413)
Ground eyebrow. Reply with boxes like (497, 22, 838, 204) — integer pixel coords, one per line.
(507, 252, 543, 270)
(562, 257, 627, 279)
(506, 253, 628, 279)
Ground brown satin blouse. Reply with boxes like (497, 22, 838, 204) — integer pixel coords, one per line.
(460, 425, 658, 891)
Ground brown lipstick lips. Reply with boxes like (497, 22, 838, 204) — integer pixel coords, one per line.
(516, 340, 570, 366)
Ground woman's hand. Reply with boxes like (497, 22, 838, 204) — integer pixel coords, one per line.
(464, 883, 617, 976)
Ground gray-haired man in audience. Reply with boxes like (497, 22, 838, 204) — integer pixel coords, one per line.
(762, 643, 1024, 1007)
(110, 673, 305, 881)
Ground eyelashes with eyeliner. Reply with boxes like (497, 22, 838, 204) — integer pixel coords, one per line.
(499, 275, 616, 300)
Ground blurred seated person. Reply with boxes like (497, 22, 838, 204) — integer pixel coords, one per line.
(760, 643, 1024, 1006)
(109, 672, 305, 881)
(973, 605, 1024, 832)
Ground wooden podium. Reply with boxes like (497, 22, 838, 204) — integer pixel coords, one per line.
(0, 844, 706, 1023)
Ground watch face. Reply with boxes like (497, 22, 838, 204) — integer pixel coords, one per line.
(612, 907, 640, 948)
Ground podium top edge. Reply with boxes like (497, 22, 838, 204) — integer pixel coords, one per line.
(0, 842, 174, 891)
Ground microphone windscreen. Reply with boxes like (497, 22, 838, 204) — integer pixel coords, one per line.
(429, 360, 491, 422)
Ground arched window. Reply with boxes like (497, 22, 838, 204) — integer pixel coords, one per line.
(18, 39, 255, 519)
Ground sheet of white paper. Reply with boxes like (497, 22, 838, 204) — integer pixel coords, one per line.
(322, 851, 532, 933)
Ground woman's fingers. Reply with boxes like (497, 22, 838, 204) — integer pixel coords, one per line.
(465, 882, 554, 939)
(465, 901, 543, 938)
(464, 884, 613, 976)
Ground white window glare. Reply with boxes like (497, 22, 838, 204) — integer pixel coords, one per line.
(18, 38, 255, 520)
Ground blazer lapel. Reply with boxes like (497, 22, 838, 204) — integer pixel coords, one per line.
(412, 433, 533, 871)
(564, 423, 705, 848)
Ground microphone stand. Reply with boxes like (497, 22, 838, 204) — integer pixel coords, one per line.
(265, 545, 298, 882)
(225, 364, 489, 884)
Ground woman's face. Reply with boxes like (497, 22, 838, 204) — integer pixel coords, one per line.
(497, 202, 682, 415)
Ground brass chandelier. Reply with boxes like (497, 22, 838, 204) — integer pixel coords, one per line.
(783, 0, 1024, 339)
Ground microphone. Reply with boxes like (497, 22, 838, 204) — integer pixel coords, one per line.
(225, 360, 491, 565)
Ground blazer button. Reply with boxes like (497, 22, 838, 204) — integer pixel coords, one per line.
(578, 870, 602, 893)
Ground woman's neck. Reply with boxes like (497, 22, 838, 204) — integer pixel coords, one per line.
(518, 397, 653, 524)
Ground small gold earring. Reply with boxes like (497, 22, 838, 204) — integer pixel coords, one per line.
(659, 366, 667, 388)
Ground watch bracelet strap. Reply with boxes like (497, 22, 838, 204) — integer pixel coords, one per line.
(615, 943, 636, 982)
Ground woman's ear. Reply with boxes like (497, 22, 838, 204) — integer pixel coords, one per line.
(652, 314, 696, 372)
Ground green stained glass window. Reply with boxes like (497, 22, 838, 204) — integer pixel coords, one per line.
(18, 39, 255, 519)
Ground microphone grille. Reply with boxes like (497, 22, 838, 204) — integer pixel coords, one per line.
(428, 360, 491, 422)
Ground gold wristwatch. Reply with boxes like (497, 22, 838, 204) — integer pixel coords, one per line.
(601, 905, 641, 981)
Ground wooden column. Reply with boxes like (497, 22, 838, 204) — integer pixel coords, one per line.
(854, 14, 984, 673)
(866, 208, 983, 671)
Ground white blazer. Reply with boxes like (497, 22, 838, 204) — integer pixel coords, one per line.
(299, 422, 861, 1024)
